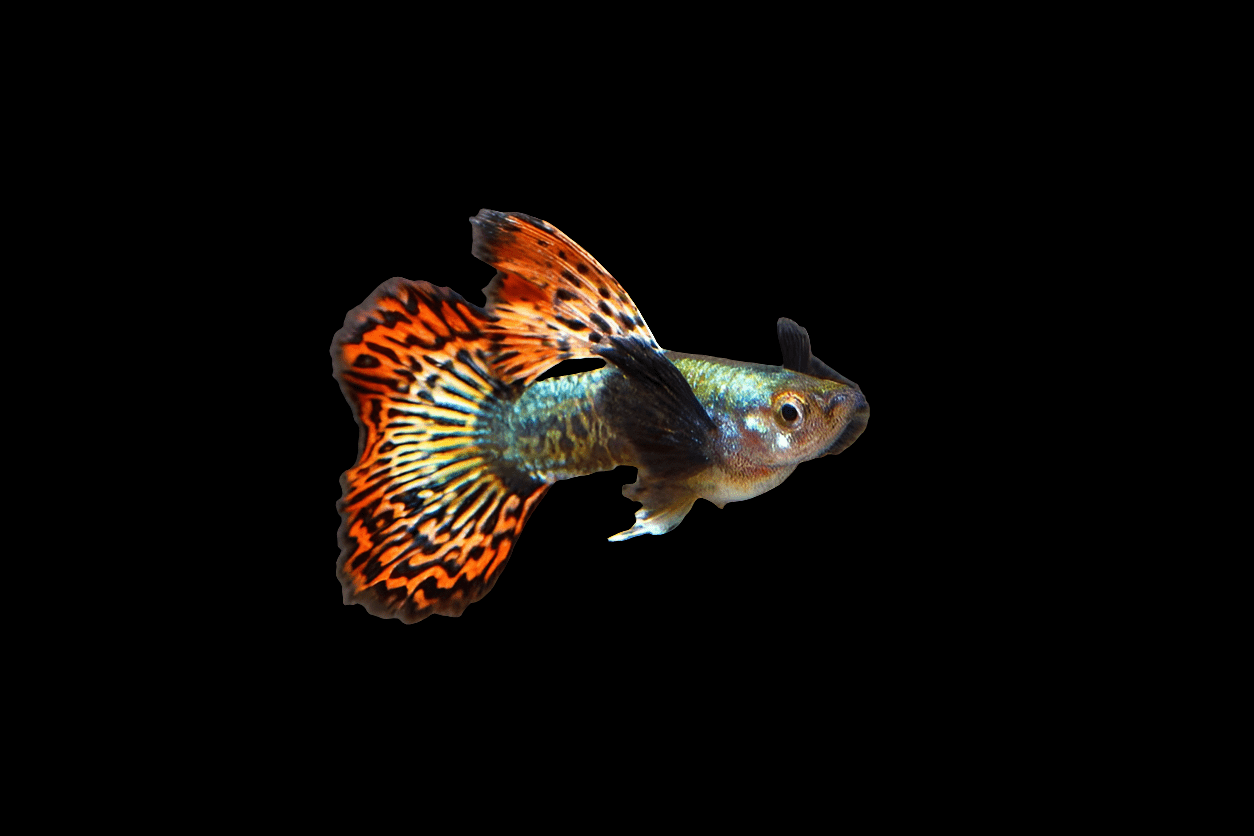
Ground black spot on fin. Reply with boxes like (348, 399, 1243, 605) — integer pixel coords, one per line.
(331, 277, 551, 623)
(467, 209, 660, 385)
(777, 318, 860, 391)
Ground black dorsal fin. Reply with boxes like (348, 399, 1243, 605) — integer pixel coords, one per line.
(776, 318, 861, 391)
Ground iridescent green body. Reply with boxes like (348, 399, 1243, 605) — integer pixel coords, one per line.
(497, 367, 629, 482)
(666, 352, 854, 505)
(490, 348, 868, 540)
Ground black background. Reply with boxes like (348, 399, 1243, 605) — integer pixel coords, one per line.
(154, 43, 1155, 805)
(218, 59, 1111, 773)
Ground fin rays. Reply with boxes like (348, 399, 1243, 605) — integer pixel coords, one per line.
(332, 279, 549, 622)
(470, 210, 663, 384)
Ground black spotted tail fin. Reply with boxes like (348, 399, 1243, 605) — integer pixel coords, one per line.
(331, 279, 549, 623)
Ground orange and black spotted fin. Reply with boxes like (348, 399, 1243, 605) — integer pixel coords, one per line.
(331, 279, 549, 623)
(470, 209, 663, 384)
(777, 317, 861, 390)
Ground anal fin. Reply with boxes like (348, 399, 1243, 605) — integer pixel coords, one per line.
(608, 473, 700, 541)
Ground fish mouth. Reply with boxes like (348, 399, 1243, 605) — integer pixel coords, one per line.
(823, 390, 869, 457)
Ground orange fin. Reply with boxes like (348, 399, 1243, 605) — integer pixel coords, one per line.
(331, 279, 549, 623)
(470, 209, 663, 384)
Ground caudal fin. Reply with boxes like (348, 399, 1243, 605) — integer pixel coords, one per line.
(332, 279, 549, 623)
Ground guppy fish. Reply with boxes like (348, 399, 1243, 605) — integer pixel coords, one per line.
(332, 210, 869, 623)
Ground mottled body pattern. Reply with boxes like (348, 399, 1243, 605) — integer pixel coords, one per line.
(332, 210, 868, 622)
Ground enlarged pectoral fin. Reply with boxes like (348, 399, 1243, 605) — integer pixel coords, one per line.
(608, 474, 700, 541)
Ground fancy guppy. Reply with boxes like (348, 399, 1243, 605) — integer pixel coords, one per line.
(332, 210, 869, 622)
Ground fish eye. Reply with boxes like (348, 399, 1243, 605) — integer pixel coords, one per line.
(779, 402, 801, 424)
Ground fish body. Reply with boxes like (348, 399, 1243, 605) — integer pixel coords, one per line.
(332, 210, 868, 622)
(665, 352, 867, 509)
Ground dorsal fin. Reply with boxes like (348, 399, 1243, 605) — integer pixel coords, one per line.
(470, 210, 718, 541)
(470, 209, 663, 384)
(776, 317, 861, 390)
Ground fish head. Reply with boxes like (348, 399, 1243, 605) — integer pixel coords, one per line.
(736, 372, 869, 467)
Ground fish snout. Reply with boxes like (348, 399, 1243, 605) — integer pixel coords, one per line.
(823, 388, 869, 457)
(825, 388, 868, 415)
